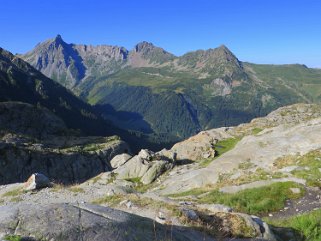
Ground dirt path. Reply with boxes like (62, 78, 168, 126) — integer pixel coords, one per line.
(265, 186, 321, 220)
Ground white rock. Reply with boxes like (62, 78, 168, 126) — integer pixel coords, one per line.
(138, 149, 153, 160)
(158, 211, 165, 219)
(290, 188, 301, 194)
(155, 216, 166, 224)
(126, 201, 132, 208)
(110, 153, 132, 169)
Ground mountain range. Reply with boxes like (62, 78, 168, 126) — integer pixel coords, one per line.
(0, 36, 320, 240)
(0, 47, 169, 152)
(20, 35, 321, 144)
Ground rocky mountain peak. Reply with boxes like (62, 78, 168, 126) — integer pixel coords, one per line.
(49, 34, 68, 49)
(213, 45, 238, 61)
(217, 44, 230, 51)
(55, 34, 63, 40)
(21, 35, 86, 88)
(129, 41, 176, 65)
(134, 41, 155, 53)
(178, 44, 243, 75)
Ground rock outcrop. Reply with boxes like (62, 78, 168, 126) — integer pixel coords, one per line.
(115, 149, 175, 184)
(0, 102, 129, 185)
(158, 104, 321, 194)
(110, 153, 132, 169)
(170, 128, 231, 161)
(0, 203, 206, 241)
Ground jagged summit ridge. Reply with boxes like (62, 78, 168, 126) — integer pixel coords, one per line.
(20, 35, 321, 145)
(134, 41, 155, 52)
(22, 35, 239, 88)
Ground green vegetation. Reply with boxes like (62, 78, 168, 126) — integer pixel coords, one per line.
(238, 160, 255, 170)
(92, 194, 181, 217)
(92, 194, 123, 206)
(171, 182, 304, 216)
(92, 193, 261, 239)
(124, 177, 141, 183)
(215, 137, 241, 157)
(19, 39, 321, 150)
(251, 127, 263, 135)
(9, 197, 23, 202)
(169, 188, 209, 198)
(1, 187, 24, 198)
(200, 137, 242, 167)
(224, 168, 286, 187)
(3, 235, 22, 241)
(274, 150, 321, 187)
(200, 182, 304, 215)
(124, 177, 152, 193)
(106, 172, 118, 184)
(61, 136, 121, 153)
(69, 186, 85, 193)
(246, 63, 321, 102)
(266, 209, 321, 241)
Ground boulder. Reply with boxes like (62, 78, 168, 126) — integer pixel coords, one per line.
(115, 149, 174, 184)
(141, 160, 173, 184)
(24, 173, 51, 191)
(110, 153, 132, 169)
(180, 208, 199, 221)
(171, 129, 229, 161)
(138, 149, 153, 160)
(201, 212, 276, 240)
(157, 148, 177, 161)
(115, 156, 150, 179)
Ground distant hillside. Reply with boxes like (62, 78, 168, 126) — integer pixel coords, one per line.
(0, 47, 117, 136)
(22, 36, 321, 143)
(0, 47, 173, 152)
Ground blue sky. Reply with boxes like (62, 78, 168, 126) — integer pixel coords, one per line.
(1, 0, 321, 67)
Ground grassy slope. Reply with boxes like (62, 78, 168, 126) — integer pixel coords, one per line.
(170, 182, 304, 216)
(266, 209, 321, 241)
(245, 63, 321, 101)
(77, 61, 321, 144)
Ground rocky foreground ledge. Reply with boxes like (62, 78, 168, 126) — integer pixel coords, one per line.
(0, 203, 215, 241)
(0, 202, 277, 241)
(0, 103, 320, 240)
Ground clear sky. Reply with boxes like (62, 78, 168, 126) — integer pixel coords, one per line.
(1, 0, 321, 67)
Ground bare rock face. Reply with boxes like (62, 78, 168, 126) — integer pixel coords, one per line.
(22, 35, 86, 88)
(22, 35, 128, 89)
(0, 136, 129, 185)
(204, 78, 232, 96)
(0, 102, 130, 185)
(0, 203, 199, 241)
